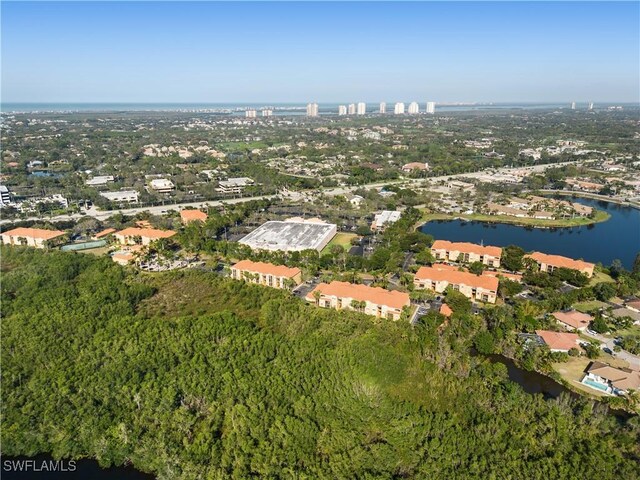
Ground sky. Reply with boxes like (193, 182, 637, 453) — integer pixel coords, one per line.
(1, 1, 639, 103)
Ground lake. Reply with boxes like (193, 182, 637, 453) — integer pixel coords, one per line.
(420, 197, 640, 269)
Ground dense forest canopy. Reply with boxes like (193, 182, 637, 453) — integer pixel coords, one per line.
(2, 247, 639, 479)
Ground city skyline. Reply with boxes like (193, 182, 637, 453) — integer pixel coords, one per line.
(2, 1, 639, 103)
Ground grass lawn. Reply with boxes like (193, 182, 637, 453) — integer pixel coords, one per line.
(573, 300, 608, 313)
(420, 209, 610, 228)
(321, 232, 357, 255)
(589, 271, 615, 286)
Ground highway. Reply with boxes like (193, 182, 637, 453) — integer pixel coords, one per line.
(0, 161, 581, 225)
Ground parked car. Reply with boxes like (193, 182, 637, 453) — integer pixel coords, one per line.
(602, 346, 613, 355)
(586, 329, 597, 336)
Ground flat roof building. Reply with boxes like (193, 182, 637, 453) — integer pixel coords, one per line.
(1, 227, 66, 249)
(306, 281, 410, 321)
(414, 264, 499, 303)
(526, 251, 595, 278)
(231, 260, 302, 289)
(216, 177, 254, 195)
(431, 240, 502, 268)
(371, 210, 401, 231)
(85, 175, 115, 186)
(149, 178, 175, 193)
(100, 190, 139, 203)
(239, 219, 337, 252)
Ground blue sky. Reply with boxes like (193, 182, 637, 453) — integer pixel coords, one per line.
(2, 1, 639, 103)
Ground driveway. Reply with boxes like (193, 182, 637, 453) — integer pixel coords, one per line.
(582, 331, 640, 370)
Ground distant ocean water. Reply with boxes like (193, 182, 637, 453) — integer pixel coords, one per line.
(1, 102, 636, 114)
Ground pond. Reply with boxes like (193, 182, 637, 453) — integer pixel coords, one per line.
(1, 455, 154, 480)
(420, 197, 640, 269)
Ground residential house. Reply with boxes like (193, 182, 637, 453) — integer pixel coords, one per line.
(93, 228, 116, 240)
(113, 227, 176, 246)
(231, 260, 302, 289)
(180, 209, 208, 224)
(149, 178, 175, 193)
(414, 264, 499, 303)
(525, 251, 595, 278)
(431, 240, 502, 268)
(552, 310, 593, 331)
(402, 162, 429, 173)
(1, 227, 66, 249)
(306, 281, 410, 320)
(582, 361, 640, 395)
(535, 330, 580, 352)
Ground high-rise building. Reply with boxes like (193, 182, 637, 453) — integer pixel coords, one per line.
(571, 102, 576, 110)
(348, 103, 356, 115)
(357, 102, 366, 115)
(261, 109, 273, 117)
(245, 109, 257, 118)
(394, 102, 405, 114)
(588, 102, 594, 111)
(379, 102, 386, 114)
(408, 102, 420, 114)
(306, 103, 319, 117)
(426, 102, 436, 114)
(338, 105, 347, 115)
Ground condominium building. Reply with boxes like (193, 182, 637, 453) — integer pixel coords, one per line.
(306, 103, 319, 117)
(525, 251, 595, 278)
(379, 102, 386, 114)
(348, 103, 356, 115)
(431, 240, 502, 268)
(414, 264, 499, 303)
(261, 109, 273, 117)
(1, 227, 66, 249)
(394, 102, 405, 114)
(571, 102, 576, 110)
(306, 281, 410, 320)
(357, 102, 366, 115)
(245, 109, 257, 118)
(408, 102, 420, 114)
(426, 101, 436, 114)
(338, 105, 347, 115)
(113, 227, 176, 246)
(231, 259, 302, 289)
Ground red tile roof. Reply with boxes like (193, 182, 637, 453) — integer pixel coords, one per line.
(440, 304, 453, 317)
(94, 228, 116, 239)
(552, 310, 593, 329)
(181, 209, 208, 222)
(431, 240, 502, 258)
(306, 281, 410, 310)
(232, 259, 301, 278)
(526, 251, 594, 272)
(1, 227, 65, 240)
(536, 330, 579, 351)
(415, 265, 499, 291)
(115, 227, 176, 240)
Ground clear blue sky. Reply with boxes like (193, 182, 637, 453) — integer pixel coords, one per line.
(2, 1, 639, 103)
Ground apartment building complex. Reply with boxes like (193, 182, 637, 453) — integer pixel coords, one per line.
(525, 251, 595, 277)
(231, 260, 302, 289)
(431, 240, 502, 268)
(414, 264, 499, 303)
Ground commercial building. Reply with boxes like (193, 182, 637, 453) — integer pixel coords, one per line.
(356, 102, 366, 115)
(149, 178, 175, 193)
(535, 330, 580, 353)
(239, 218, 337, 252)
(414, 264, 499, 303)
(348, 104, 356, 115)
(338, 105, 347, 115)
(306, 281, 410, 320)
(100, 190, 139, 203)
(231, 260, 302, 289)
(371, 210, 402, 231)
(431, 240, 502, 268)
(582, 362, 640, 395)
(1, 227, 66, 249)
(306, 103, 319, 117)
(216, 177, 254, 194)
(379, 102, 386, 114)
(525, 251, 595, 278)
(552, 310, 593, 331)
(180, 209, 208, 224)
(408, 102, 420, 114)
(426, 102, 436, 114)
(114, 227, 176, 246)
(394, 102, 405, 114)
(85, 175, 115, 186)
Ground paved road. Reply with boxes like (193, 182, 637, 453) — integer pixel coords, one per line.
(1, 161, 582, 225)
(582, 331, 640, 370)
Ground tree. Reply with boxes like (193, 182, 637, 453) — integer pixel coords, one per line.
(468, 261, 485, 276)
(593, 282, 616, 301)
(501, 245, 525, 272)
(590, 314, 609, 334)
(473, 331, 496, 355)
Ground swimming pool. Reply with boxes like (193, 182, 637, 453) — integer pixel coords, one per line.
(582, 378, 610, 393)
